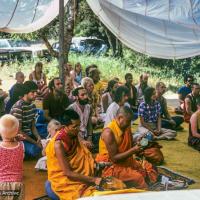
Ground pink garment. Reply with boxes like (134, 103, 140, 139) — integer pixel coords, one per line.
(0, 142, 24, 182)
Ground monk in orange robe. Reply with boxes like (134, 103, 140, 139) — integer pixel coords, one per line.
(96, 106, 158, 189)
(46, 109, 102, 200)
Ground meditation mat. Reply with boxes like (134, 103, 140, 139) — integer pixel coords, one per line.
(149, 166, 195, 191)
(33, 195, 50, 200)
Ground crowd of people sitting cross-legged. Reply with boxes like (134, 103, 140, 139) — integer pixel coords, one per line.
(0, 61, 199, 200)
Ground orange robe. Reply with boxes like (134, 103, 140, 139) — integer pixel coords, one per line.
(46, 129, 96, 200)
(96, 120, 158, 189)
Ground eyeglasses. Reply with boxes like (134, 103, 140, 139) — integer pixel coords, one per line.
(56, 83, 63, 85)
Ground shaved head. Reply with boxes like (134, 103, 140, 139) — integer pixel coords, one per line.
(116, 106, 133, 120)
(116, 106, 133, 130)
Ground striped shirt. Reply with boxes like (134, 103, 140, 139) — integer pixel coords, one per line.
(10, 99, 37, 135)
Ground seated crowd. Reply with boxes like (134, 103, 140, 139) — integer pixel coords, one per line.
(0, 61, 199, 200)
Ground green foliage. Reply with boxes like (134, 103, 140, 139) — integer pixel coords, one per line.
(0, 53, 199, 94)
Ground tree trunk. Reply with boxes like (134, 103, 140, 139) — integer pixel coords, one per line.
(59, 0, 65, 82)
(103, 25, 117, 57)
(115, 38, 123, 58)
(40, 33, 59, 58)
(63, 0, 78, 62)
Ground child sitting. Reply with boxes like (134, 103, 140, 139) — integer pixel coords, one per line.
(35, 120, 61, 170)
(0, 114, 24, 200)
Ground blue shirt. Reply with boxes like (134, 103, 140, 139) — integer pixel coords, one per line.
(138, 101, 161, 123)
(177, 86, 191, 100)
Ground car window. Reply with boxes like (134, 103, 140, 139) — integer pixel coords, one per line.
(0, 40, 10, 48)
(9, 40, 30, 47)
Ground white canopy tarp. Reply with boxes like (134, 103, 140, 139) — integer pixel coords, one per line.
(87, 0, 200, 59)
(1, 0, 200, 59)
(0, 0, 68, 33)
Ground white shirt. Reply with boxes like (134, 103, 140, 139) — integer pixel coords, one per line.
(104, 102, 119, 128)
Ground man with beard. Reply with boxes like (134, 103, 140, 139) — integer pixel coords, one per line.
(136, 73, 149, 104)
(10, 81, 42, 158)
(43, 77, 70, 122)
(156, 81, 184, 130)
(67, 86, 93, 149)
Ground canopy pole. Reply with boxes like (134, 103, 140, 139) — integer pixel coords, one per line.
(59, 0, 65, 83)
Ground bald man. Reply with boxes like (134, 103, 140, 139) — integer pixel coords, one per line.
(136, 73, 149, 104)
(96, 106, 158, 189)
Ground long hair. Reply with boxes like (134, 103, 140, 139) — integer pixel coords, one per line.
(114, 86, 129, 103)
(105, 79, 118, 93)
(144, 87, 155, 104)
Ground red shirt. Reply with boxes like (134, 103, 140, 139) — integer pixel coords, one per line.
(0, 142, 24, 182)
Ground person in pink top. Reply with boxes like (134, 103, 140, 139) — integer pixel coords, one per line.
(0, 114, 24, 200)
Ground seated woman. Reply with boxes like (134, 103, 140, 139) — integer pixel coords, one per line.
(29, 62, 48, 99)
(101, 79, 118, 113)
(134, 87, 176, 141)
(81, 77, 102, 126)
(70, 62, 83, 87)
(188, 97, 200, 151)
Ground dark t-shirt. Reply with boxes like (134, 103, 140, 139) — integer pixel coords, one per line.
(43, 92, 70, 119)
(177, 86, 191, 100)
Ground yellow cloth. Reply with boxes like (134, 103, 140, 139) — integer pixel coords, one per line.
(93, 188, 145, 196)
(99, 119, 124, 155)
(46, 132, 96, 200)
(94, 81, 104, 96)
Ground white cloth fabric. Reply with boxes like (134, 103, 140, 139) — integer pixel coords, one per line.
(104, 102, 119, 128)
(35, 156, 47, 171)
(0, 0, 69, 33)
(2, 0, 200, 59)
(101, 92, 113, 113)
(134, 123, 177, 141)
(87, 0, 200, 59)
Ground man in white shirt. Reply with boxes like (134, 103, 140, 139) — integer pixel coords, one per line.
(104, 86, 129, 127)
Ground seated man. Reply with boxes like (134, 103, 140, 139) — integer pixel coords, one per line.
(43, 77, 70, 122)
(68, 87, 93, 149)
(176, 75, 194, 114)
(104, 86, 129, 127)
(6, 71, 24, 113)
(89, 68, 104, 97)
(136, 73, 149, 104)
(155, 82, 184, 130)
(188, 96, 200, 151)
(135, 87, 176, 141)
(125, 73, 138, 120)
(184, 83, 200, 123)
(96, 106, 158, 189)
(10, 81, 42, 158)
(46, 109, 103, 199)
